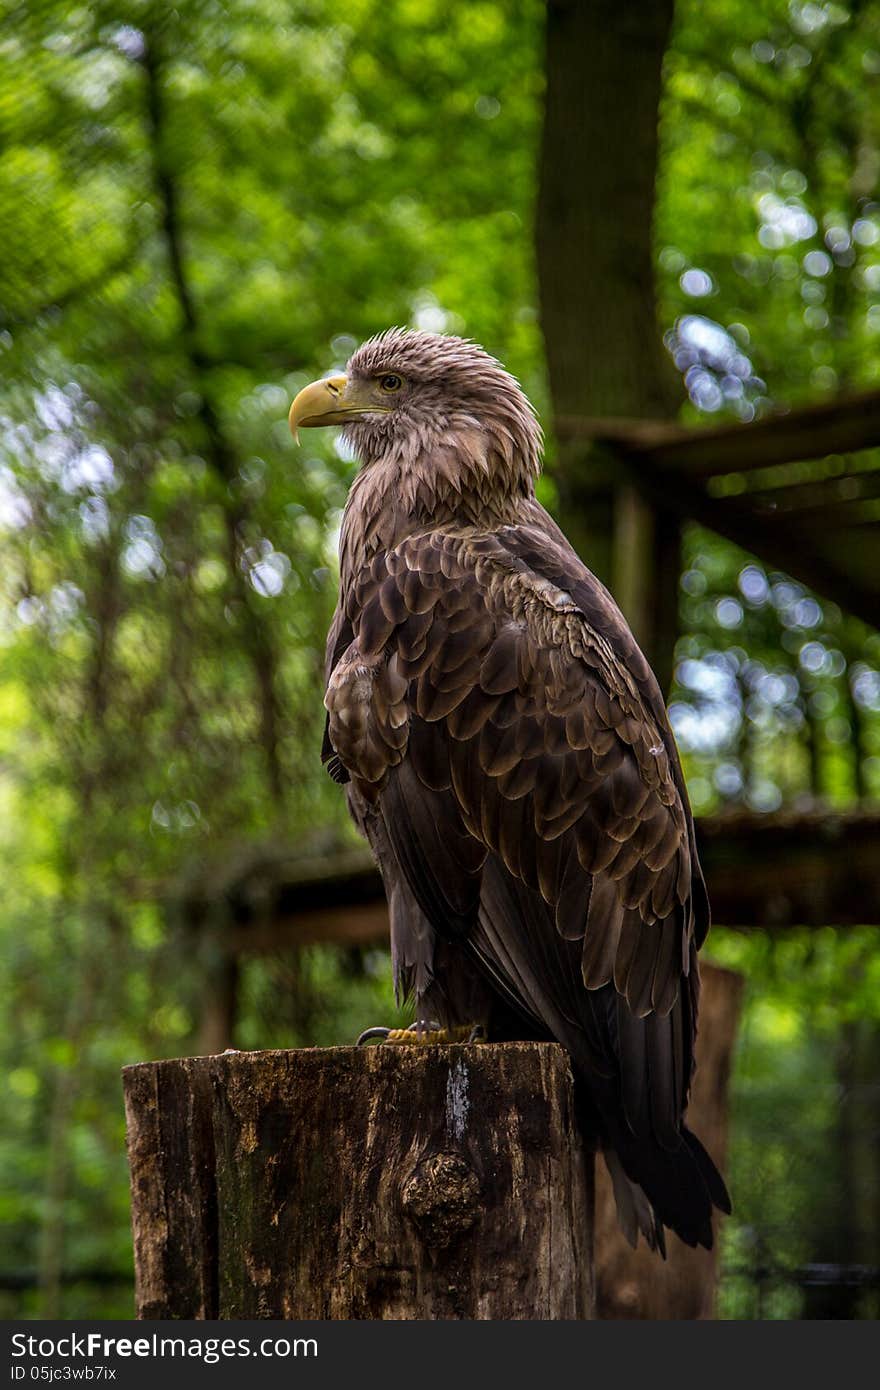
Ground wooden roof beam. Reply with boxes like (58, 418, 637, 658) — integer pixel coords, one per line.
(738, 468, 880, 513)
(555, 386, 880, 478)
(564, 448, 880, 628)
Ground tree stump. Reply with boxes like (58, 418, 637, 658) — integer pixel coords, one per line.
(123, 1041, 594, 1320)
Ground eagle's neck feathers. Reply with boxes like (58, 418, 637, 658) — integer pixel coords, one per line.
(339, 419, 536, 591)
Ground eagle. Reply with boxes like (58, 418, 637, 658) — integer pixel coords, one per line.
(289, 328, 729, 1253)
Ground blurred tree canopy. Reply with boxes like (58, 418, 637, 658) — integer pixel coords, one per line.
(2, 0, 880, 1317)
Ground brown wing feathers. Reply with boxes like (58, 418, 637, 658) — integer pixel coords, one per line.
(327, 526, 692, 1021)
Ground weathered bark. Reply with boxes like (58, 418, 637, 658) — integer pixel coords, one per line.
(536, 0, 681, 687)
(123, 1042, 594, 1320)
(594, 962, 744, 1319)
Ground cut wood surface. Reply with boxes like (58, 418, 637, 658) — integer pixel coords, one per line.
(123, 1041, 594, 1320)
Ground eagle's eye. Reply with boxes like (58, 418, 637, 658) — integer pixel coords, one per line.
(379, 373, 403, 392)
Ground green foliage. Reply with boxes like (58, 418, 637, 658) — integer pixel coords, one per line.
(667, 526, 880, 815)
(711, 927, 880, 1319)
(2, 0, 879, 1317)
(662, 0, 880, 403)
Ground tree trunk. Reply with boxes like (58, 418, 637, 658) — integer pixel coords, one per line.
(123, 1041, 594, 1320)
(536, 0, 681, 688)
(593, 962, 744, 1318)
(802, 1017, 880, 1318)
(196, 948, 239, 1057)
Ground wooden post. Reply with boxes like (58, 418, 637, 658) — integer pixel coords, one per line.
(123, 1041, 594, 1320)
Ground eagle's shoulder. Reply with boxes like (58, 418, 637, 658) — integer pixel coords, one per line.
(347, 516, 677, 801)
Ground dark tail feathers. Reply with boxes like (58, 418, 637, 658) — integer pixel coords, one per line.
(609, 1124, 731, 1253)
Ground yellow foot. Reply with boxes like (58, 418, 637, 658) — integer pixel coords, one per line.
(356, 1024, 485, 1046)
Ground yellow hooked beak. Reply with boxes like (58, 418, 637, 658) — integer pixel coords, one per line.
(288, 374, 389, 441)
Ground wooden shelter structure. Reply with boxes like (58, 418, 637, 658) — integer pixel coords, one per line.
(561, 384, 880, 638)
(181, 806, 880, 1013)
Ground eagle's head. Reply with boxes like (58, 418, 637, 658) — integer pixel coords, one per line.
(288, 328, 542, 498)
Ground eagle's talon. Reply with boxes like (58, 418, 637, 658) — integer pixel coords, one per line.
(391, 1023, 476, 1045)
(356, 1026, 392, 1045)
(355, 1022, 430, 1045)
(355, 1022, 480, 1046)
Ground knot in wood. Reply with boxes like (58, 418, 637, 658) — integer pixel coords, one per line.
(401, 1151, 481, 1249)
